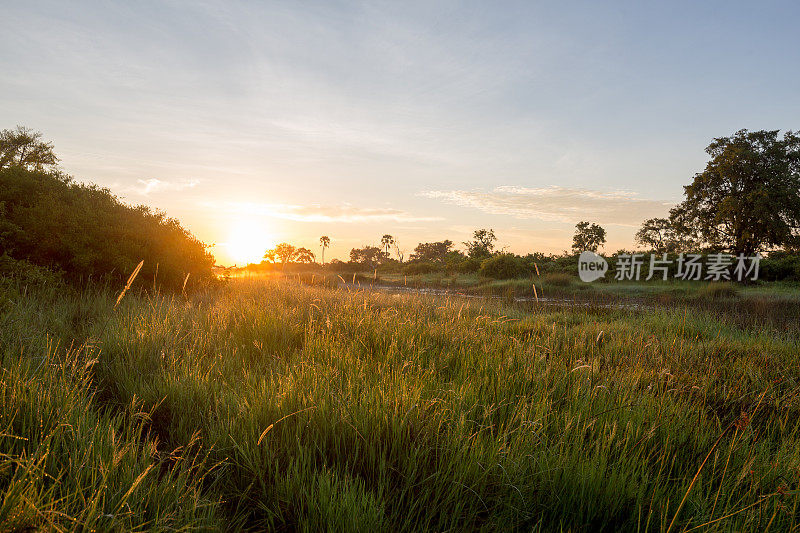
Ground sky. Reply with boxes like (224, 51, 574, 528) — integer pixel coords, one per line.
(2, 1, 799, 265)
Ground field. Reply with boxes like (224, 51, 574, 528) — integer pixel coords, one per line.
(2, 276, 800, 531)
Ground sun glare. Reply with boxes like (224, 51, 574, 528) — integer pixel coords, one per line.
(226, 220, 274, 265)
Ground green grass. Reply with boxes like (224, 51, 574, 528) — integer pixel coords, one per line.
(2, 277, 800, 530)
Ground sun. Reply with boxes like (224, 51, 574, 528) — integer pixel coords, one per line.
(225, 220, 274, 265)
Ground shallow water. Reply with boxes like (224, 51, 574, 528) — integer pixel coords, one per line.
(340, 282, 646, 310)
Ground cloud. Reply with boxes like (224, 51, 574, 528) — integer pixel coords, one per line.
(421, 186, 672, 226)
(136, 178, 199, 195)
(209, 202, 442, 223)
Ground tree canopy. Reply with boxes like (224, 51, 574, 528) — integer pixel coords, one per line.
(0, 126, 59, 171)
(572, 222, 606, 253)
(263, 243, 314, 265)
(635, 217, 695, 254)
(463, 229, 496, 259)
(409, 240, 453, 262)
(349, 245, 388, 267)
(671, 129, 800, 255)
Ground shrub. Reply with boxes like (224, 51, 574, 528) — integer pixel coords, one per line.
(456, 257, 482, 273)
(479, 254, 524, 279)
(403, 261, 440, 275)
(0, 253, 64, 288)
(760, 253, 800, 281)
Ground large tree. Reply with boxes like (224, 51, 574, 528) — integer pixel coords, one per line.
(572, 221, 606, 253)
(673, 129, 800, 255)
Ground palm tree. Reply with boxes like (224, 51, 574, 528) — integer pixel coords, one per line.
(381, 234, 394, 257)
(319, 236, 330, 265)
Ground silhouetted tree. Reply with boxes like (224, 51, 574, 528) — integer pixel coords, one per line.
(319, 235, 330, 264)
(349, 246, 387, 268)
(410, 240, 453, 262)
(295, 247, 315, 264)
(381, 234, 394, 256)
(572, 222, 606, 253)
(273, 243, 297, 265)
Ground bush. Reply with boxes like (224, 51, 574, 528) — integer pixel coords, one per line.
(479, 254, 525, 279)
(323, 259, 361, 274)
(456, 257, 482, 273)
(0, 166, 215, 291)
(403, 261, 440, 275)
(0, 254, 64, 288)
(761, 253, 800, 281)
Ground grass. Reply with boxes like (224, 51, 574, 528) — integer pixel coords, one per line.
(541, 272, 574, 287)
(695, 282, 739, 300)
(2, 276, 800, 530)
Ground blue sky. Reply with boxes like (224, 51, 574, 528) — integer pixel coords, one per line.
(2, 1, 798, 264)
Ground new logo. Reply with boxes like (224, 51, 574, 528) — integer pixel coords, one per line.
(578, 251, 608, 282)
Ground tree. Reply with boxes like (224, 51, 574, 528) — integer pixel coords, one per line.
(463, 229, 496, 259)
(381, 234, 394, 256)
(572, 221, 606, 253)
(0, 126, 59, 171)
(319, 235, 330, 265)
(349, 246, 387, 268)
(272, 243, 297, 265)
(295, 247, 315, 264)
(635, 217, 693, 254)
(409, 240, 453, 262)
(671, 129, 800, 255)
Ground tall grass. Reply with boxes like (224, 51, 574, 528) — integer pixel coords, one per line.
(1, 277, 799, 530)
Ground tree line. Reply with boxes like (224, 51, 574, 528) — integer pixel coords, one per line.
(261, 129, 800, 280)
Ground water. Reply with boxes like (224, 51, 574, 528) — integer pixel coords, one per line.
(340, 282, 646, 310)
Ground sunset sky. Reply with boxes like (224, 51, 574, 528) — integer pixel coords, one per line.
(2, 1, 799, 265)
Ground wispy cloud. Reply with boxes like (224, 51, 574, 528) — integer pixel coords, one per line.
(207, 202, 442, 223)
(136, 178, 199, 195)
(421, 186, 672, 226)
